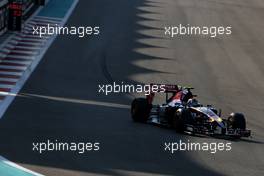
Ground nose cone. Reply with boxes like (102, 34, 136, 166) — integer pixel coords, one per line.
(218, 121, 225, 128)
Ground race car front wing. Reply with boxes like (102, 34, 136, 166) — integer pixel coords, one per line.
(185, 124, 251, 138)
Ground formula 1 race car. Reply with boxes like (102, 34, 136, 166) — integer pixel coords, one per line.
(131, 84, 251, 138)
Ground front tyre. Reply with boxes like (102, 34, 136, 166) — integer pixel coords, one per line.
(131, 98, 151, 122)
(172, 109, 192, 133)
(228, 113, 246, 130)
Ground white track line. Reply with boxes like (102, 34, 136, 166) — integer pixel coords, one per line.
(1, 60, 31, 65)
(0, 78, 19, 82)
(21, 35, 49, 40)
(34, 16, 62, 21)
(21, 38, 45, 42)
(0, 65, 27, 70)
(9, 41, 44, 47)
(7, 45, 42, 50)
(0, 84, 13, 89)
(4, 55, 34, 60)
(0, 71, 23, 76)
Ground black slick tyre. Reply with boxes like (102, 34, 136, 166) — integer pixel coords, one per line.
(228, 113, 246, 130)
(131, 98, 151, 122)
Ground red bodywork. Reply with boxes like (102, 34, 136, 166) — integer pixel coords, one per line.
(146, 84, 180, 104)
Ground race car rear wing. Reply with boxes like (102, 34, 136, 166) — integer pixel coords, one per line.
(146, 84, 194, 104)
(146, 84, 180, 104)
(149, 83, 180, 93)
(149, 84, 194, 93)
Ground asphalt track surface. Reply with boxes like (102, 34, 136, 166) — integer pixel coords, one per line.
(0, 0, 264, 175)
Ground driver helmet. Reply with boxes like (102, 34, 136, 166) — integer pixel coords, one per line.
(187, 98, 199, 107)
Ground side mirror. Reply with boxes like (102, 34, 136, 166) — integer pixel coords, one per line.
(218, 109, 222, 117)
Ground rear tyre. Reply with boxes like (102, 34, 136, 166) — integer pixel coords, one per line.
(228, 113, 246, 130)
(131, 98, 151, 122)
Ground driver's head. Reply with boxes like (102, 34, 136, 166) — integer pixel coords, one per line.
(182, 89, 193, 103)
(187, 98, 199, 107)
